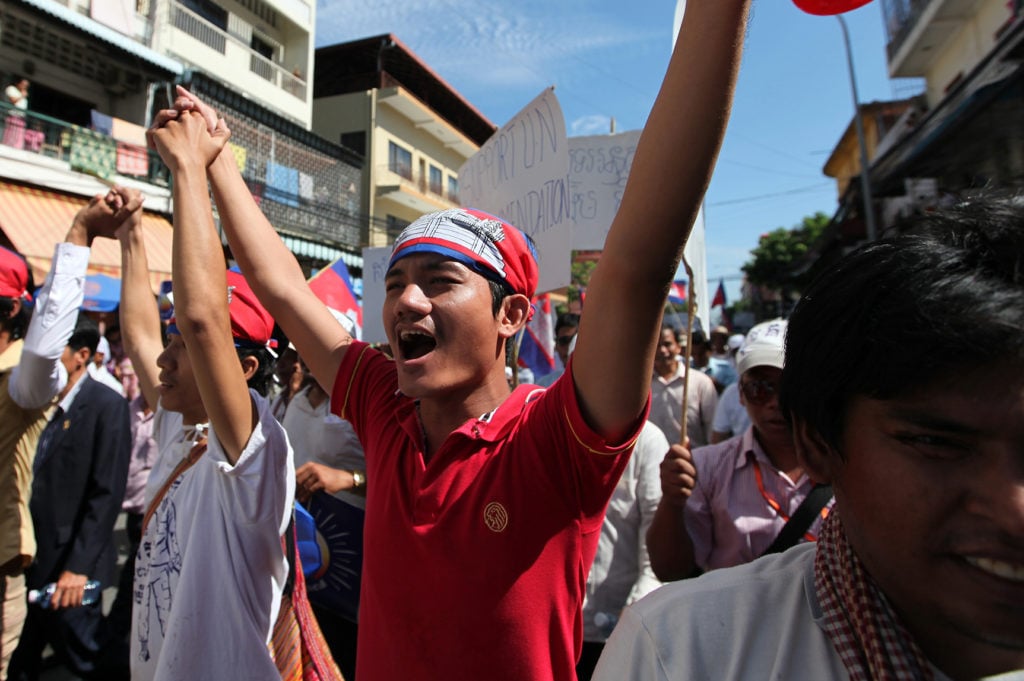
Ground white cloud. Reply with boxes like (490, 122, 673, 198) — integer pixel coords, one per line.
(569, 115, 612, 136)
(315, 0, 663, 94)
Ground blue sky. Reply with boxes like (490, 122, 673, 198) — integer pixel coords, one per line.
(316, 0, 918, 302)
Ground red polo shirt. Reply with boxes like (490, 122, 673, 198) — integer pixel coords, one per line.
(332, 342, 644, 681)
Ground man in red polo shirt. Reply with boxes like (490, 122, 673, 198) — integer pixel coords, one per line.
(150, 1, 751, 677)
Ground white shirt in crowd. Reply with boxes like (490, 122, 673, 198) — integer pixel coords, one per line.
(131, 392, 294, 681)
(582, 420, 666, 642)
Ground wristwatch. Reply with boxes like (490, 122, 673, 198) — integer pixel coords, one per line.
(351, 470, 365, 489)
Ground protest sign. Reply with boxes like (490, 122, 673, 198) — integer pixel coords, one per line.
(359, 246, 392, 344)
(568, 130, 641, 250)
(458, 87, 572, 292)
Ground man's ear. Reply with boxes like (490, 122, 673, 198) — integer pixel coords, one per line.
(240, 354, 260, 382)
(72, 346, 92, 371)
(792, 417, 839, 485)
(6, 299, 22, 319)
(498, 294, 531, 339)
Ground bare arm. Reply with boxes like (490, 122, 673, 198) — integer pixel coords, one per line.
(152, 87, 351, 393)
(150, 112, 254, 462)
(112, 190, 162, 412)
(207, 149, 350, 392)
(572, 0, 750, 441)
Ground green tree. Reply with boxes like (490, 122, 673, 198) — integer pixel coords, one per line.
(567, 258, 596, 307)
(742, 212, 829, 293)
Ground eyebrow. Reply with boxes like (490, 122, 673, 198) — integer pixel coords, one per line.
(882, 405, 981, 435)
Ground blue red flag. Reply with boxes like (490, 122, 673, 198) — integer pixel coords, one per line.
(668, 280, 688, 306)
(308, 258, 362, 339)
(711, 279, 727, 308)
(518, 293, 556, 379)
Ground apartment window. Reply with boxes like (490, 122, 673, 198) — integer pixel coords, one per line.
(179, 0, 227, 29)
(251, 34, 274, 60)
(388, 141, 412, 180)
(448, 177, 459, 203)
(429, 165, 443, 196)
(174, 0, 227, 53)
(250, 34, 275, 80)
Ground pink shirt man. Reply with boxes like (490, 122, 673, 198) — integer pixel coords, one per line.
(685, 427, 830, 571)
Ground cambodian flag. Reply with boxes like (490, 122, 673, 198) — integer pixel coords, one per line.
(668, 280, 688, 305)
(308, 258, 362, 340)
(711, 279, 727, 308)
(518, 293, 556, 379)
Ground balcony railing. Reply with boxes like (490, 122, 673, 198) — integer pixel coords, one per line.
(0, 103, 170, 187)
(168, 1, 307, 100)
(882, 0, 934, 61)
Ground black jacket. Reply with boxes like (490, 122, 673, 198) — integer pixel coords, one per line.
(28, 375, 131, 589)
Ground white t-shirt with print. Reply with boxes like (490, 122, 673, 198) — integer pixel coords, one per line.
(130, 391, 295, 681)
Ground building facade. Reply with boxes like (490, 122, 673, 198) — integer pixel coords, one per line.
(806, 0, 1023, 274)
(0, 0, 363, 287)
(313, 34, 496, 247)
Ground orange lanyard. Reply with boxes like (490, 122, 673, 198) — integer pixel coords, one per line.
(752, 461, 828, 542)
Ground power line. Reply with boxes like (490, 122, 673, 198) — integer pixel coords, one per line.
(707, 182, 833, 207)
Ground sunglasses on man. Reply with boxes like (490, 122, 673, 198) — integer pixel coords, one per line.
(740, 378, 780, 406)
(555, 335, 575, 347)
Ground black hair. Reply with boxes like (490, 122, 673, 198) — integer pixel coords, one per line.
(237, 347, 275, 397)
(780, 194, 1024, 451)
(555, 313, 580, 331)
(67, 312, 100, 358)
(0, 252, 35, 341)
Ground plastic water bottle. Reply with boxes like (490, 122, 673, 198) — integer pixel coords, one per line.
(594, 611, 619, 638)
(27, 580, 101, 608)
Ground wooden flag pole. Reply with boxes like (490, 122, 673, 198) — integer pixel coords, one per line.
(679, 255, 698, 446)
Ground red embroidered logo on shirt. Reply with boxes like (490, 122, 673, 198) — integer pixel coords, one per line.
(483, 502, 509, 532)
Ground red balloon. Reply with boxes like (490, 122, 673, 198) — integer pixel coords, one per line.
(793, 0, 874, 15)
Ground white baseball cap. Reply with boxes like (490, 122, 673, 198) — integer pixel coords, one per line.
(736, 319, 787, 375)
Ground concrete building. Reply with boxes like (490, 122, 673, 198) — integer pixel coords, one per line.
(0, 0, 363, 285)
(313, 34, 496, 247)
(804, 0, 1023, 274)
(869, 0, 1024, 211)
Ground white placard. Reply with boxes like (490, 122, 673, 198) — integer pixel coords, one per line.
(457, 87, 572, 293)
(359, 246, 392, 345)
(568, 130, 642, 250)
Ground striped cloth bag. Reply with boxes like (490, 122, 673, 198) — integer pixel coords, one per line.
(270, 514, 345, 681)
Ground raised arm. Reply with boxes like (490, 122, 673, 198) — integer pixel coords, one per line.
(108, 188, 163, 412)
(149, 111, 255, 462)
(572, 0, 750, 441)
(11, 192, 136, 408)
(152, 88, 351, 393)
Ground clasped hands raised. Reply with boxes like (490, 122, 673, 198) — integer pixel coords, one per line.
(147, 85, 229, 173)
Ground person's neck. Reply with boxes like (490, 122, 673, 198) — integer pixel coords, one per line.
(416, 375, 512, 463)
(755, 428, 802, 480)
(58, 367, 86, 401)
(306, 383, 328, 409)
(181, 408, 209, 428)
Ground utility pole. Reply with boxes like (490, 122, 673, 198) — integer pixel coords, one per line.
(838, 14, 877, 242)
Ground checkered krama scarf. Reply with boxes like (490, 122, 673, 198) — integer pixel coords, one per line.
(815, 511, 934, 681)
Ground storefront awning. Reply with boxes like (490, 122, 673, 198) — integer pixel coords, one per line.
(0, 181, 172, 293)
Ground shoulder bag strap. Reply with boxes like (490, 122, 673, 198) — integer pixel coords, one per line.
(141, 440, 208, 535)
(761, 483, 833, 556)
